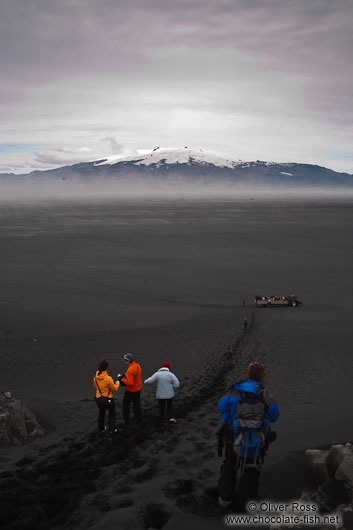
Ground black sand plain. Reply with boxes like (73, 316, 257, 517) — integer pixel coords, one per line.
(0, 194, 353, 530)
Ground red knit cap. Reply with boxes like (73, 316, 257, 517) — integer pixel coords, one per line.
(162, 362, 170, 369)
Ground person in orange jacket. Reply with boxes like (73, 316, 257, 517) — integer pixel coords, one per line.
(93, 360, 120, 433)
(118, 353, 142, 425)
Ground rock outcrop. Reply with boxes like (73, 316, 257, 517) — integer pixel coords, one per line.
(300, 444, 353, 529)
(0, 391, 46, 445)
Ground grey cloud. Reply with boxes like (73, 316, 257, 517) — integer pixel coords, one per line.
(28, 141, 134, 170)
(32, 148, 94, 168)
(1, 0, 352, 173)
(1, 0, 352, 127)
(2, 1, 352, 78)
(100, 137, 125, 154)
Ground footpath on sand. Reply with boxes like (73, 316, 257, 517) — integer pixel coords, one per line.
(0, 316, 259, 530)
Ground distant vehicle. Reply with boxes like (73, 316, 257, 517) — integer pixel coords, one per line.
(254, 295, 302, 307)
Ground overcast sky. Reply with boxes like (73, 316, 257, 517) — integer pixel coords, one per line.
(1, 0, 352, 174)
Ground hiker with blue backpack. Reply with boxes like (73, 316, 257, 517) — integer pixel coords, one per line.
(217, 362, 279, 511)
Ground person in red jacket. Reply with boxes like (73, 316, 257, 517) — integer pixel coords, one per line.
(93, 360, 120, 433)
(119, 353, 142, 425)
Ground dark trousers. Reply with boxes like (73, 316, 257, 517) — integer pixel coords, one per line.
(123, 390, 141, 425)
(158, 398, 173, 419)
(96, 397, 115, 432)
(218, 436, 261, 512)
(219, 437, 238, 504)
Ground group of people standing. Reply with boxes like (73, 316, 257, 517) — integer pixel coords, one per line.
(93, 354, 279, 512)
(93, 353, 180, 433)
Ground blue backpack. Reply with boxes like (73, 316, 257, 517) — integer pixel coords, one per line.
(232, 380, 267, 470)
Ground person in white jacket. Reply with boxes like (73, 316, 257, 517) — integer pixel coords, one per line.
(144, 362, 180, 422)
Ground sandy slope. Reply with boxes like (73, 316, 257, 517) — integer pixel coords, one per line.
(0, 316, 278, 530)
(0, 197, 352, 529)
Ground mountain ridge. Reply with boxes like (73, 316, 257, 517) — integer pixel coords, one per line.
(1, 147, 352, 187)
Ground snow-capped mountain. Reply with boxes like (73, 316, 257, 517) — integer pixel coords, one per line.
(94, 147, 237, 169)
(1, 147, 353, 187)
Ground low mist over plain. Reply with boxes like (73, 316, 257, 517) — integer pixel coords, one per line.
(1, 147, 352, 201)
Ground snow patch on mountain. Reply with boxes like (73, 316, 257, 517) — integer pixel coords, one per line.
(94, 147, 239, 169)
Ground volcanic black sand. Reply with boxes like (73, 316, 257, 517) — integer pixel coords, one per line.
(0, 195, 353, 530)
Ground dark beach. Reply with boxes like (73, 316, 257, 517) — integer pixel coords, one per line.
(1, 194, 353, 529)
